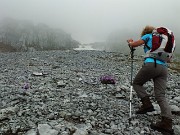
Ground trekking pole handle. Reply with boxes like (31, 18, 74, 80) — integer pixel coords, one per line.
(128, 44, 135, 59)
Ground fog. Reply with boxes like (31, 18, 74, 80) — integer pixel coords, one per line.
(0, 0, 180, 44)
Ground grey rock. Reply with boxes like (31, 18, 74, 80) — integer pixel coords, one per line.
(174, 96, 180, 102)
(0, 106, 19, 120)
(171, 105, 180, 112)
(38, 124, 58, 135)
(174, 125, 180, 135)
(25, 129, 37, 135)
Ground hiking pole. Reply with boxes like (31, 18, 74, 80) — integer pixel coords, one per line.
(128, 44, 136, 122)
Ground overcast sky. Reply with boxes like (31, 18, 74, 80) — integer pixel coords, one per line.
(0, 0, 179, 43)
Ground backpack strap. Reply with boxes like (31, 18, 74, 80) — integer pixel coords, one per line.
(143, 37, 151, 50)
(144, 44, 151, 50)
(144, 38, 157, 67)
(154, 58, 157, 68)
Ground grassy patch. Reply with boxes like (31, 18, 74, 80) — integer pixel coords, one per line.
(169, 54, 180, 72)
(169, 60, 180, 73)
(0, 42, 17, 52)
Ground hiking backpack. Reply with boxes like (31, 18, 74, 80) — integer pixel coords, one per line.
(145, 27, 175, 62)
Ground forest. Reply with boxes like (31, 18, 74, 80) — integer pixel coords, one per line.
(0, 18, 79, 52)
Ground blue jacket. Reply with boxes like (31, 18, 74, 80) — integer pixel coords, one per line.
(141, 34, 167, 66)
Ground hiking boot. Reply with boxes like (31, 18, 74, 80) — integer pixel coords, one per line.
(136, 96, 155, 114)
(150, 116, 174, 135)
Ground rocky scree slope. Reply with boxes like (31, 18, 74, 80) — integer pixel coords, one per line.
(0, 50, 180, 135)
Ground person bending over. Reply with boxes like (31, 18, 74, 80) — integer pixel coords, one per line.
(127, 25, 174, 134)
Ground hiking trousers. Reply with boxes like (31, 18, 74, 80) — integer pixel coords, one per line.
(133, 63, 172, 119)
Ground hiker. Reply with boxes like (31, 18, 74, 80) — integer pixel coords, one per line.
(127, 25, 174, 134)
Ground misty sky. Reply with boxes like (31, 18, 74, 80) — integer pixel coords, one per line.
(0, 0, 179, 43)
